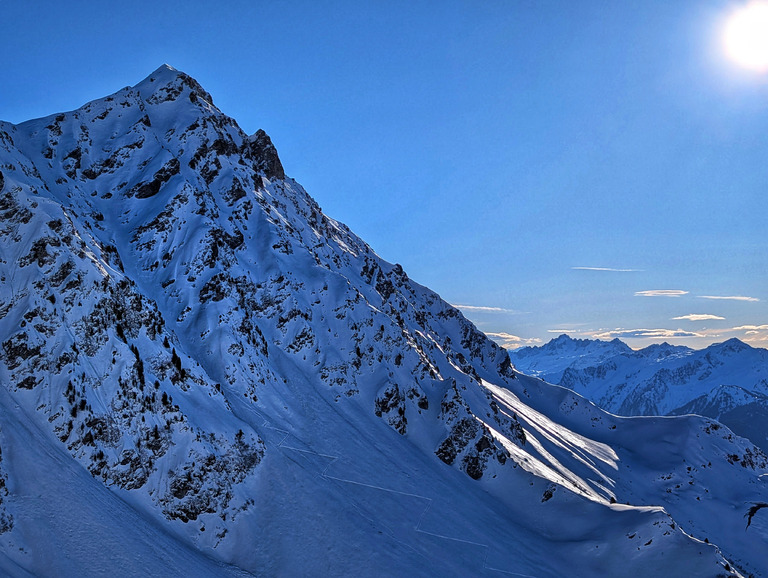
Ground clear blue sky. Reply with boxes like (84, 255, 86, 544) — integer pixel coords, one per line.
(2, 0, 767, 349)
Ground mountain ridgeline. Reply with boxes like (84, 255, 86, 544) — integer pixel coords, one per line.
(510, 334, 768, 453)
(0, 66, 767, 576)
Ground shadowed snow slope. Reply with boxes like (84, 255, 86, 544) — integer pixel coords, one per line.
(0, 65, 766, 576)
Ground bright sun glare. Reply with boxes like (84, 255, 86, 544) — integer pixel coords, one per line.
(724, 1, 768, 71)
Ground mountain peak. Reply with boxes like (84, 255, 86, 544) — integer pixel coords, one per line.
(133, 63, 215, 108)
(134, 63, 184, 89)
(149, 63, 180, 78)
(545, 333, 630, 354)
(710, 337, 751, 354)
(548, 333, 576, 347)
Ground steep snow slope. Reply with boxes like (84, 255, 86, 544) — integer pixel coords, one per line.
(510, 335, 768, 453)
(0, 65, 766, 576)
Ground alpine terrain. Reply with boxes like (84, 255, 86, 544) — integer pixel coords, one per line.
(510, 334, 768, 454)
(0, 65, 766, 577)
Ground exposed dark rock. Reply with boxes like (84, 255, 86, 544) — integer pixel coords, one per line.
(0, 190, 33, 225)
(243, 129, 285, 180)
(374, 384, 407, 434)
(133, 158, 181, 199)
(1, 332, 42, 371)
(17, 375, 39, 389)
(0, 445, 12, 534)
(436, 418, 477, 466)
(19, 236, 61, 268)
(160, 438, 263, 523)
(63, 147, 82, 178)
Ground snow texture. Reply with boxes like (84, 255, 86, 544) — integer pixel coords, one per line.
(0, 65, 765, 576)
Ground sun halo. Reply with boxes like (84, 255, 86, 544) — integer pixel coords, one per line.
(723, 1, 768, 72)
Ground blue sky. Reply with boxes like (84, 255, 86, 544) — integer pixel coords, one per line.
(2, 0, 767, 349)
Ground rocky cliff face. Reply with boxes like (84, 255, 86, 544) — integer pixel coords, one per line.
(0, 66, 766, 577)
(0, 63, 515, 484)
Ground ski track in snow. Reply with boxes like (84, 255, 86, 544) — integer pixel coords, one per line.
(247, 408, 536, 577)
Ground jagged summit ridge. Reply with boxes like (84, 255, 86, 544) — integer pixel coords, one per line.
(0, 67, 766, 576)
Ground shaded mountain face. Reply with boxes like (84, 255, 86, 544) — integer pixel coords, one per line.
(510, 335, 768, 451)
(0, 66, 767, 576)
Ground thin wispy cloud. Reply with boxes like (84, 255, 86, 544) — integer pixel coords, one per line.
(726, 325, 768, 346)
(572, 266, 643, 272)
(453, 304, 519, 314)
(485, 332, 542, 349)
(635, 290, 689, 297)
(672, 314, 725, 321)
(697, 295, 760, 302)
(592, 328, 704, 340)
(545, 326, 599, 337)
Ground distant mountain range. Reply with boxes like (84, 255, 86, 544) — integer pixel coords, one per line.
(510, 335, 768, 452)
(0, 65, 766, 576)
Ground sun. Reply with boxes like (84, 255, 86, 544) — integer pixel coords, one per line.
(724, 1, 768, 71)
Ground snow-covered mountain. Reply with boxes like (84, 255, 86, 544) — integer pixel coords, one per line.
(510, 334, 768, 451)
(1, 65, 767, 576)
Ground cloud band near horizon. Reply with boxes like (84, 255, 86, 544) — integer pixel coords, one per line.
(485, 332, 542, 349)
(592, 328, 704, 339)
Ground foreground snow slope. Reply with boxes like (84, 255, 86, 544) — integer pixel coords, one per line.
(0, 65, 766, 576)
